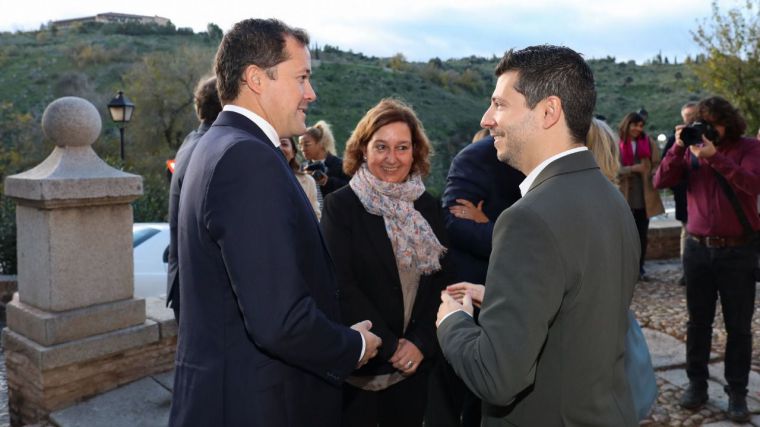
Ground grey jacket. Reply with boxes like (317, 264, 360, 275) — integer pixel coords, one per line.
(438, 150, 639, 426)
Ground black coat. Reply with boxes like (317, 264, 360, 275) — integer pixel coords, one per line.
(664, 135, 688, 223)
(169, 111, 362, 426)
(321, 153, 350, 196)
(321, 186, 454, 376)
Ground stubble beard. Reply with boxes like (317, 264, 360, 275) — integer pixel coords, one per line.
(495, 133, 524, 171)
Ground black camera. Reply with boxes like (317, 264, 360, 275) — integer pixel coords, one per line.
(681, 121, 719, 147)
(305, 161, 328, 182)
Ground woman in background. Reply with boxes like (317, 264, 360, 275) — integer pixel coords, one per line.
(617, 112, 664, 280)
(280, 137, 321, 220)
(321, 99, 452, 427)
(300, 120, 350, 198)
(587, 118, 620, 184)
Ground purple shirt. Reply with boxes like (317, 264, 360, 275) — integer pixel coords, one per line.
(654, 137, 760, 237)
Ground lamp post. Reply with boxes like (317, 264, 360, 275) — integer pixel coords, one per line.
(107, 91, 135, 161)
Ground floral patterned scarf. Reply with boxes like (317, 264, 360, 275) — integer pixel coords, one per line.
(349, 164, 446, 275)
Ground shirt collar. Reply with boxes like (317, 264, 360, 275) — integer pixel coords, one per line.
(519, 146, 588, 196)
(222, 104, 280, 148)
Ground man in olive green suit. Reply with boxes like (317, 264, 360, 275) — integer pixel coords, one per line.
(436, 45, 640, 426)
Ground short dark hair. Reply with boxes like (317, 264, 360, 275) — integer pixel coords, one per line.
(343, 98, 432, 177)
(194, 76, 221, 124)
(494, 45, 596, 143)
(698, 96, 747, 141)
(214, 18, 309, 104)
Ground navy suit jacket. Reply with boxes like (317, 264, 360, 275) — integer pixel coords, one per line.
(167, 122, 211, 315)
(169, 111, 362, 427)
(441, 137, 524, 283)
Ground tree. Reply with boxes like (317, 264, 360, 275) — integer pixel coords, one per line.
(691, 0, 760, 130)
(388, 53, 407, 71)
(123, 45, 216, 153)
(207, 23, 223, 41)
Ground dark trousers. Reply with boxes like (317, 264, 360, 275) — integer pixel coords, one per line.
(631, 208, 649, 272)
(341, 371, 428, 427)
(683, 238, 757, 394)
(425, 357, 480, 427)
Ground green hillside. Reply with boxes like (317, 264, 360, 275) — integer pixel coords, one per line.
(0, 24, 707, 213)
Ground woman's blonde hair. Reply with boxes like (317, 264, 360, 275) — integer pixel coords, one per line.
(586, 118, 620, 184)
(303, 120, 336, 155)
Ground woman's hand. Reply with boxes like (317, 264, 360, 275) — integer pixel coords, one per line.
(389, 338, 424, 376)
(449, 199, 489, 223)
(446, 282, 485, 308)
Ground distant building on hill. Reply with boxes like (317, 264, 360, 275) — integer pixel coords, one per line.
(51, 12, 170, 29)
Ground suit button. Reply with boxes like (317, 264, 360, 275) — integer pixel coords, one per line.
(335, 289, 341, 299)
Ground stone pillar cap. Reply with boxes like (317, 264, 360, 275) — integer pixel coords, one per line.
(4, 97, 142, 208)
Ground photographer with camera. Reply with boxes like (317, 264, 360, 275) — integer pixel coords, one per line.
(654, 96, 760, 423)
(300, 120, 350, 200)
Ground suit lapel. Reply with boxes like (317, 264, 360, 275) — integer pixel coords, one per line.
(528, 151, 599, 193)
(214, 110, 334, 259)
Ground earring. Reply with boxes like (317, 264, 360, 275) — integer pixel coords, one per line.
(363, 156, 367, 161)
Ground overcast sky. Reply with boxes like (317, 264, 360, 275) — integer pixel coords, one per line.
(0, 0, 743, 63)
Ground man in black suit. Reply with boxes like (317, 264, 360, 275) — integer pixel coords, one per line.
(426, 135, 524, 426)
(442, 135, 525, 284)
(166, 76, 221, 322)
(169, 19, 381, 426)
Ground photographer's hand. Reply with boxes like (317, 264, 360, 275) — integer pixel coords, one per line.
(674, 125, 686, 148)
(689, 135, 717, 159)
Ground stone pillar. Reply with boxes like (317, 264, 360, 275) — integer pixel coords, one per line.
(2, 97, 173, 426)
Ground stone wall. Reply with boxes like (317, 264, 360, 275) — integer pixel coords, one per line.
(4, 297, 176, 425)
(646, 220, 682, 260)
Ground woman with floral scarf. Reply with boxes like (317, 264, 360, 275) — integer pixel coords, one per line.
(617, 112, 664, 280)
(321, 98, 453, 427)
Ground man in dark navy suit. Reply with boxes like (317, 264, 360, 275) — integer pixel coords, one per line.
(166, 76, 221, 322)
(169, 19, 381, 426)
(426, 135, 523, 426)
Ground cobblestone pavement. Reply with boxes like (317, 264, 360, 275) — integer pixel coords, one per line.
(635, 259, 760, 426)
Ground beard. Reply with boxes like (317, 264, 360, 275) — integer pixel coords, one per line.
(494, 128, 527, 172)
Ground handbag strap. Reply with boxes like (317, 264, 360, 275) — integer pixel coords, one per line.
(712, 170, 755, 236)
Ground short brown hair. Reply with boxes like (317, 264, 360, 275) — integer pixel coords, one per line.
(214, 18, 309, 104)
(495, 45, 596, 143)
(194, 76, 221, 123)
(343, 99, 432, 177)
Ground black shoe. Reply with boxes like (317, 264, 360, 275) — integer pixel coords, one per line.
(727, 393, 750, 423)
(679, 382, 708, 410)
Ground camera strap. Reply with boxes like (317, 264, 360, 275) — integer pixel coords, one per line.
(712, 170, 757, 237)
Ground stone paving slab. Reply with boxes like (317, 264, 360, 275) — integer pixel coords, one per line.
(152, 369, 174, 392)
(703, 422, 753, 426)
(49, 377, 171, 427)
(643, 327, 719, 370)
(708, 362, 760, 403)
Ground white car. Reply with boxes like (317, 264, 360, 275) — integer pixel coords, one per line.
(133, 223, 169, 299)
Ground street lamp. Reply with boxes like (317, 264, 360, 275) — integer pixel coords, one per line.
(107, 91, 135, 161)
